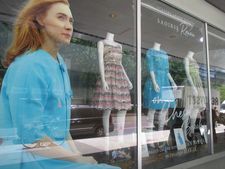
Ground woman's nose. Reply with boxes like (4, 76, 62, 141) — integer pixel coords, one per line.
(65, 21, 73, 31)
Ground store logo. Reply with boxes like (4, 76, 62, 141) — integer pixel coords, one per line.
(180, 23, 195, 38)
(157, 17, 195, 38)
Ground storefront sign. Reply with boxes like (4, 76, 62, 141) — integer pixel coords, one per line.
(157, 17, 195, 38)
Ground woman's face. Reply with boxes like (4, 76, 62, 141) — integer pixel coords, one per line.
(40, 3, 73, 45)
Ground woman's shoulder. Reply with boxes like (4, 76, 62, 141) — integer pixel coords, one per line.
(8, 49, 55, 76)
(6, 50, 56, 82)
(15, 49, 57, 67)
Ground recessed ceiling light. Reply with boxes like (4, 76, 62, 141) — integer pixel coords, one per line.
(200, 37, 204, 42)
(109, 13, 117, 18)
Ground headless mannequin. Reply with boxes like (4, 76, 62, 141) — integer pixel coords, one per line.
(97, 32, 133, 137)
(147, 42, 177, 131)
(182, 51, 200, 141)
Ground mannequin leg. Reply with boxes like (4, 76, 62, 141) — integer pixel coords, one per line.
(147, 109, 156, 130)
(189, 109, 199, 135)
(116, 110, 127, 136)
(158, 109, 168, 130)
(115, 110, 127, 144)
(182, 109, 191, 141)
(146, 109, 156, 148)
(112, 110, 131, 159)
(103, 109, 111, 136)
(102, 109, 111, 155)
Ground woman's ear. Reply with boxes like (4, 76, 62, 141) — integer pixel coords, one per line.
(35, 16, 45, 27)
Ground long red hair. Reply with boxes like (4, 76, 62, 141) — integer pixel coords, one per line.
(2, 0, 69, 67)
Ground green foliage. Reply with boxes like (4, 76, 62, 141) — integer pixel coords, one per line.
(169, 59, 186, 85)
(71, 39, 98, 88)
(216, 85, 225, 103)
(71, 37, 97, 48)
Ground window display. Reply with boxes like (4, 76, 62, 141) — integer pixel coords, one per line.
(143, 42, 177, 132)
(1, 0, 225, 168)
(0, 0, 122, 168)
(68, 1, 137, 167)
(208, 26, 225, 153)
(141, 0, 209, 168)
(92, 32, 133, 158)
(0, 0, 137, 169)
(92, 32, 132, 137)
(181, 51, 206, 141)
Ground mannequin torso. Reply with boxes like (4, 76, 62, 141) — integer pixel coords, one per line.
(186, 51, 195, 61)
(94, 33, 132, 106)
(153, 42, 161, 51)
(93, 32, 132, 140)
(102, 32, 121, 48)
(182, 50, 206, 141)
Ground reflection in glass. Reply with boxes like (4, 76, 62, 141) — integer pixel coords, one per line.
(0, 0, 137, 168)
(181, 51, 206, 142)
(143, 42, 176, 132)
(141, 0, 208, 168)
(208, 26, 225, 153)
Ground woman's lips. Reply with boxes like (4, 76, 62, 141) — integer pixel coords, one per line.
(62, 33, 72, 38)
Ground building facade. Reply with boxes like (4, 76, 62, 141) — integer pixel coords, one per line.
(1, 0, 225, 169)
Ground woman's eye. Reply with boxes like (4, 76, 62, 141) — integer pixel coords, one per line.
(58, 15, 66, 20)
(69, 19, 73, 24)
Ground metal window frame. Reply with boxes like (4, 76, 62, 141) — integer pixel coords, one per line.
(136, 0, 219, 168)
(136, 0, 142, 169)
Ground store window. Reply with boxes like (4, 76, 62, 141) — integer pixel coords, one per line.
(0, 1, 137, 169)
(208, 26, 225, 153)
(0, 22, 11, 88)
(141, 0, 209, 168)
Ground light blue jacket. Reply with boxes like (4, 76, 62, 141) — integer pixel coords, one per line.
(0, 49, 120, 169)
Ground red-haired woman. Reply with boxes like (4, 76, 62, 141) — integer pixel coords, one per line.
(0, 0, 120, 169)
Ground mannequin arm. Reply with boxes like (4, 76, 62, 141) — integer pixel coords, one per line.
(184, 58, 198, 96)
(150, 71, 160, 92)
(167, 73, 177, 90)
(97, 41, 108, 91)
(120, 63, 133, 89)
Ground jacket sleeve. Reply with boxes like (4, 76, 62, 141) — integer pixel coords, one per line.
(7, 64, 49, 145)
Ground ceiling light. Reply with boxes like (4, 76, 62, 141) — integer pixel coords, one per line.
(109, 13, 117, 19)
(200, 37, 204, 42)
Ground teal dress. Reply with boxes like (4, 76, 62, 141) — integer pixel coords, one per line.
(0, 49, 120, 169)
(143, 48, 176, 110)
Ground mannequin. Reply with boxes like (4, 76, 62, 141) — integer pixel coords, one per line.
(143, 42, 177, 132)
(93, 32, 132, 138)
(182, 51, 206, 141)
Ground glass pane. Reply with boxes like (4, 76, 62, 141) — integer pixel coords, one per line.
(0, 1, 137, 169)
(208, 26, 225, 153)
(0, 22, 11, 89)
(141, 0, 209, 168)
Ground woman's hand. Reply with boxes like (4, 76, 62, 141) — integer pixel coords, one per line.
(128, 81, 133, 90)
(102, 80, 109, 91)
(172, 83, 178, 91)
(25, 136, 98, 164)
(153, 82, 160, 93)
